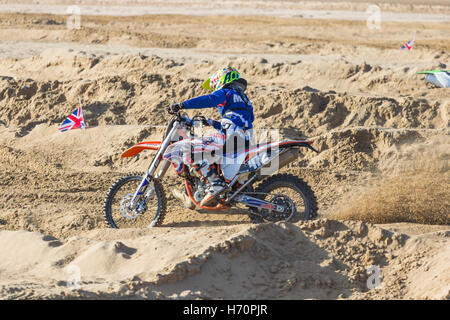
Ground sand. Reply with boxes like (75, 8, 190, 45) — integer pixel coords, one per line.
(1, 220, 449, 299)
(0, 0, 449, 299)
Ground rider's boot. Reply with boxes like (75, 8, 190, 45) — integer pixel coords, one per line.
(172, 188, 195, 209)
(200, 165, 227, 206)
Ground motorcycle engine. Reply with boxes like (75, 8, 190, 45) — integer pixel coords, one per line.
(193, 180, 208, 203)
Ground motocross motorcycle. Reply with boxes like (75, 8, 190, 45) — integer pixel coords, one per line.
(103, 109, 319, 228)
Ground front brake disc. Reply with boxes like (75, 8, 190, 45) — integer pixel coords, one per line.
(120, 193, 144, 219)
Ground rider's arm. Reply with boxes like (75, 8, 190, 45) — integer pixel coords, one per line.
(207, 119, 222, 130)
(183, 90, 227, 109)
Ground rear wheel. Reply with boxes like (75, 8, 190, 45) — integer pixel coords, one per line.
(251, 173, 318, 222)
(103, 173, 167, 228)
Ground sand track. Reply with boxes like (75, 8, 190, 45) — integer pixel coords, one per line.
(0, 2, 448, 299)
(1, 220, 449, 299)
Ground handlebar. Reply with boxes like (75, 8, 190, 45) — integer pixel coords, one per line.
(168, 108, 210, 127)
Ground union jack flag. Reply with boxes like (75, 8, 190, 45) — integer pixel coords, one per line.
(401, 32, 415, 51)
(59, 106, 86, 132)
(401, 39, 414, 50)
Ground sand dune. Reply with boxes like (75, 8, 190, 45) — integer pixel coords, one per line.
(1, 220, 449, 299)
(0, 0, 448, 299)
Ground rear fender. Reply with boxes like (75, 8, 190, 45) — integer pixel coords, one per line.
(121, 141, 161, 158)
(246, 140, 318, 159)
(279, 140, 319, 153)
(238, 140, 319, 175)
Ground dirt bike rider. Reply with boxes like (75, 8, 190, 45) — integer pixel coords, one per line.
(168, 67, 254, 207)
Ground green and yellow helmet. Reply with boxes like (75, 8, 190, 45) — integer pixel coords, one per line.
(202, 67, 240, 91)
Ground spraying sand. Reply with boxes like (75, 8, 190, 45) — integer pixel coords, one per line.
(0, 0, 448, 299)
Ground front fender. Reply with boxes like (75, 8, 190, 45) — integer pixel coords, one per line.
(121, 141, 161, 158)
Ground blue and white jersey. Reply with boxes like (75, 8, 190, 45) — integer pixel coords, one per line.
(183, 88, 254, 130)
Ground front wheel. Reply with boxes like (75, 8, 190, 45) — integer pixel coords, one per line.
(103, 173, 167, 228)
(251, 173, 318, 223)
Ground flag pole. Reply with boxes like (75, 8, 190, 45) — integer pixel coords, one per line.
(78, 96, 86, 130)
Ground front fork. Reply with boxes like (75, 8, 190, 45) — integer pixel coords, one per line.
(130, 123, 178, 205)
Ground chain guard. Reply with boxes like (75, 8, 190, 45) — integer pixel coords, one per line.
(244, 192, 296, 222)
